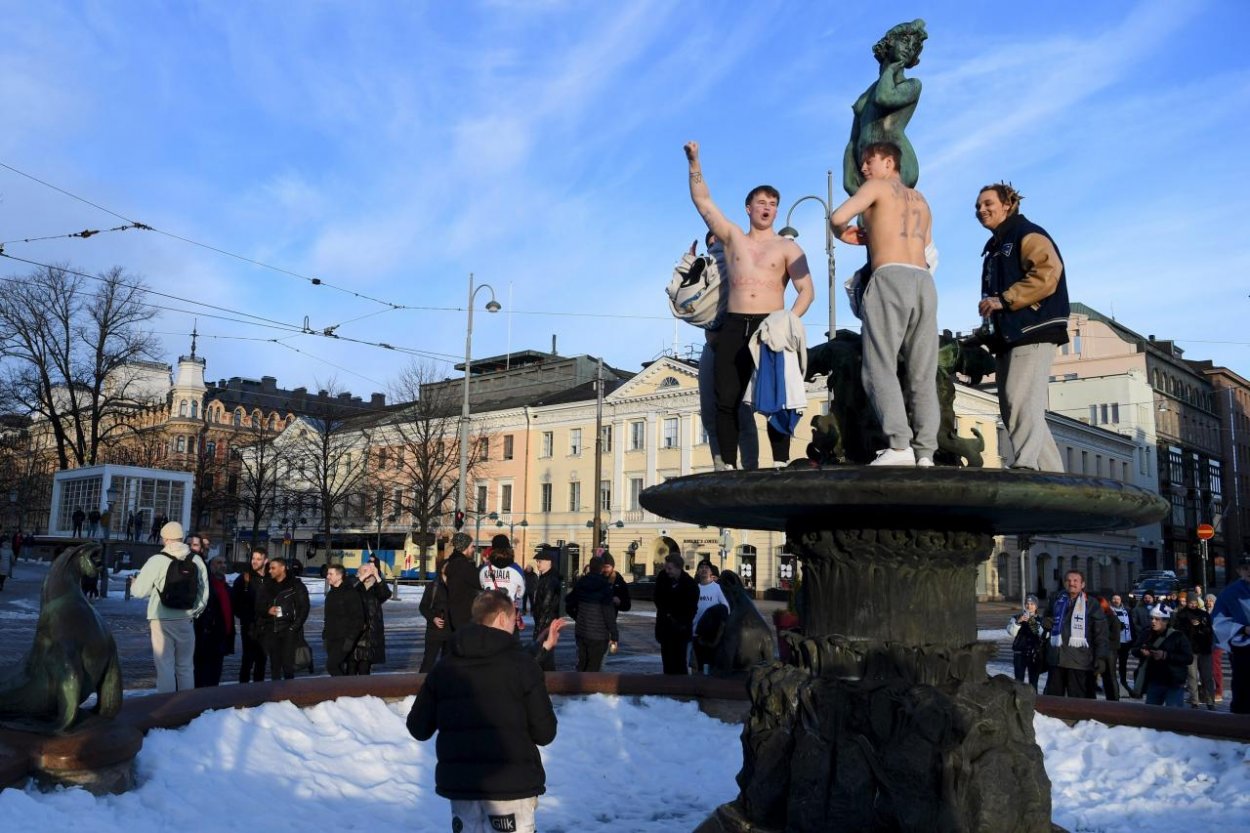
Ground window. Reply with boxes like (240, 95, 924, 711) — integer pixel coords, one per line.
(377, 448, 388, 470)
(1073, 329, 1082, 354)
(698, 422, 708, 445)
(659, 376, 679, 388)
(600, 425, 612, 453)
(176, 436, 186, 453)
(1111, 403, 1120, 423)
(503, 434, 514, 460)
(1081, 450, 1088, 474)
(630, 421, 645, 451)
(1100, 404, 1108, 425)
(1065, 447, 1075, 473)
(568, 481, 581, 512)
(570, 428, 582, 456)
(540, 483, 553, 513)
(501, 483, 513, 513)
(478, 437, 489, 460)
(190, 401, 198, 418)
(179, 400, 188, 417)
(234, 409, 243, 427)
(541, 431, 554, 458)
(662, 417, 679, 448)
(476, 484, 488, 514)
(205, 441, 216, 457)
(629, 477, 644, 510)
(1089, 405, 1098, 425)
(600, 480, 611, 511)
(394, 448, 403, 469)
(1095, 454, 1103, 477)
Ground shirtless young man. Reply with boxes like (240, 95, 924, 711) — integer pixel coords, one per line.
(685, 141, 814, 470)
(829, 141, 937, 466)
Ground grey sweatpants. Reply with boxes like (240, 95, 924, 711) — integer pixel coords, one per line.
(997, 342, 1063, 471)
(860, 263, 939, 458)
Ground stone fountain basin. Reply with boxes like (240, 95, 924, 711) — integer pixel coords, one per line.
(640, 467, 1168, 534)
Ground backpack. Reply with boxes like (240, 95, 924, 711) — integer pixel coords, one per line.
(666, 243, 727, 330)
(158, 553, 199, 610)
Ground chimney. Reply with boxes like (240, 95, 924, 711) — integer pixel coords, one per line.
(551, 334, 557, 356)
(371, 393, 386, 407)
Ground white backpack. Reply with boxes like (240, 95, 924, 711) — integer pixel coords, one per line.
(666, 243, 727, 330)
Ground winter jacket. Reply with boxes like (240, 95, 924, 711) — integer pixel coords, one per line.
(323, 581, 367, 649)
(258, 573, 309, 634)
(194, 574, 236, 655)
(1044, 592, 1110, 671)
(1135, 627, 1194, 688)
(231, 568, 272, 638)
(356, 577, 392, 664)
(608, 571, 632, 613)
(980, 212, 1070, 351)
(1007, 612, 1046, 661)
(131, 542, 210, 620)
(1174, 606, 1214, 655)
(654, 570, 699, 643)
(419, 578, 451, 642)
(1129, 603, 1153, 648)
(531, 570, 562, 634)
(407, 623, 557, 801)
(444, 551, 480, 632)
(565, 572, 619, 643)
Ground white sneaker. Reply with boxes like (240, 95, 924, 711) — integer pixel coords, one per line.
(869, 447, 915, 466)
(916, 457, 934, 468)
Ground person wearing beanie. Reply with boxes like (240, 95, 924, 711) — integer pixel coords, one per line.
(445, 532, 481, 634)
(654, 552, 699, 675)
(564, 555, 619, 671)
(480, 534, 526, 623)
(530, 550, 562, 671)
(130, 520, 210, 692)
(1006, 594, 1046, 691)
(1132, 606, 1193, 707)
(599, 552, 632, 613)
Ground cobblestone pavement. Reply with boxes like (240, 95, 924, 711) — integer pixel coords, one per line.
(0, 559, 1236, 713)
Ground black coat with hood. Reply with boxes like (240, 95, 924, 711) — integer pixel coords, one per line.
(406, 623, 557, 801)
(565, 572, 619, 643)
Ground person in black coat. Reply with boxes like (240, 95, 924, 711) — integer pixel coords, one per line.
(565, 556, 619, 672)
(530, 550, 562, 671)
(1134, 606, 1194, 707)
(601, 552, 632, 612)
(323, 564, 367, 676)
(419, 560, 451, 673)
(193, 556, 236, 687)
(1174, 594, 1216, 709)
(231, 547, 271, 683)
(654, 553, 699, 675)
(444, 533, 481, 633)
(407, 589, 562, 830)
(353, 562, 392, 673)
(258, 557, 310, 680)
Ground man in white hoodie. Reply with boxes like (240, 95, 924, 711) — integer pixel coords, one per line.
(131, 521, 210, 692)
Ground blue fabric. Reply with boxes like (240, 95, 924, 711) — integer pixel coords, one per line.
(1145, 683, 1185, 708)
(754, 345, 799, 436)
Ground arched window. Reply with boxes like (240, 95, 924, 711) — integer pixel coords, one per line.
(269, 414, 278, 430)
(179, 400, 188, 417)
(205, 441, 216, 457)
(176, 436, 186, 453)
(252, 409, 263, 426)
(659, 377, 679, 388)
(190, 401, 199, 418)
(234, 409, 243, 426)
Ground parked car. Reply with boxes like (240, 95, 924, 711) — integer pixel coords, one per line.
(628, 575, 657, 602)
(1128, 576, 1181, 601)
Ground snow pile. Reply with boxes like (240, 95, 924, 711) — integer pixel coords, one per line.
(1, 694, 1246, 832)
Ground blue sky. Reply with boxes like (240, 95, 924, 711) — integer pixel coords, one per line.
(1, 0, 1247, 399)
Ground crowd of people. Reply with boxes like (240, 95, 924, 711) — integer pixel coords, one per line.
(1008, 557, 1250, 713)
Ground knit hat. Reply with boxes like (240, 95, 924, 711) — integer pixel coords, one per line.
(160, 521, 185, 540)
(1149, 605, 1170, 620)
(600, 552, 615, 567)
(533, 549, 554, 562)
(451, 532, 473, 552)
(1025, 594, 1039, 605)
(490, 533, 511, 551)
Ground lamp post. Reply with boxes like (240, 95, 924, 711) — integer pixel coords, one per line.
(457, 272, 502, 520)
(778, 169, 836, 342)
(101, 481, 121, 597)
(586, 518, 624, 551)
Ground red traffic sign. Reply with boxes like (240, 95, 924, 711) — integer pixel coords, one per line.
(1196, 524, 1215, 540)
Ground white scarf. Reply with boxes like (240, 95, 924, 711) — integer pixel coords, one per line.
(1051, 592, 1089, 649)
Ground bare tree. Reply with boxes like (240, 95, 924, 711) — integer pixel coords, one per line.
(234, 416, 288, 554)
(385, 360, 488, 576)
(0, 264, 161, 469)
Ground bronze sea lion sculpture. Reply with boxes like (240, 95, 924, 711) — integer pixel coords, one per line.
(0, 542, 123, 734)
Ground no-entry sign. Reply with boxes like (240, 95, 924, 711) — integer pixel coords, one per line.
(1197, 523, 1215, 540)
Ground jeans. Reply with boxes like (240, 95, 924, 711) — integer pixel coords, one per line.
(1013, 651, 1041, 691)
(1145, 683, 1185, 708)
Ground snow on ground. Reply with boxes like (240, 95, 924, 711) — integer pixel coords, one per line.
(1, 694, 1246, 832)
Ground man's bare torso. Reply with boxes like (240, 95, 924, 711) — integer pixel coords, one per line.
(725, 233, 792, 314)
(863, 179, 931, 271)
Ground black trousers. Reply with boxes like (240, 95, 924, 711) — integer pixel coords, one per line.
(659, 636, 690, 675)
(1231, 644, 1250, 715)
(1117, 643, 1132, 689)
(419, 633, 449, 673)
(325, 640, 351, 677)
(238, 632, 267, 683)
(576, 638, 609, 672)
(1044, 666, 1096, 698)
(263, 629, 298, 680)
(193, 648, 224, 688)
(714, 313, 790, 467)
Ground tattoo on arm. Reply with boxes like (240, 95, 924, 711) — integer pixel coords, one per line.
(689, 172, 703, 184)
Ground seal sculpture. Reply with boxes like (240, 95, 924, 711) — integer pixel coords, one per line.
(0, 542, 123, 734)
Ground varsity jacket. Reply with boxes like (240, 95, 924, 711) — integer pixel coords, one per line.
(981, 213, 1070, 351)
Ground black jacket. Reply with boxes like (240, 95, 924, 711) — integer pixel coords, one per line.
(654, 570, 699, 642)
(609, 571, 632, 613)
(259, 573, 309, 634)
(565, 572, 619, 643)
(532, 570, 562, 633)
(194, 576, 236, 655)
(1174, 606, 1214, 655)
(1129, 603, 1153, 648)
(231, 568, 271, 636)
(1135, 627, 1194, 688)
(981, 213, 1070, 351)
(407, 623, 557, 800)
(419, 578, 451, 643)
(444, 551, 480, 632)
(356, 578, 392, 663)
(323, 582, 367, 647)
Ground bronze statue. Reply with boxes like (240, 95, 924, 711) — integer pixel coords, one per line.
(708, 570, 774, 675)
(0, 542, 123, 734)
(842, 19, 927, 196)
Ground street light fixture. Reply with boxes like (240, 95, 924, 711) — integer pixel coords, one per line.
(102, 481, 121, 597)
(457, 272, 502, 520)
(778, 169, 837, 343)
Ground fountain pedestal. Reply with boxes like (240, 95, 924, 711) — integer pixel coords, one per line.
(642, 468, 1166, 833)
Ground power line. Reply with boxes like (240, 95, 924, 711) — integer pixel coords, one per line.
(1, 223, 150, 246)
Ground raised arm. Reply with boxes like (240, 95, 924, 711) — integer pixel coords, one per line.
(684, 141, 735, 242)
(872, 62, 922, 109)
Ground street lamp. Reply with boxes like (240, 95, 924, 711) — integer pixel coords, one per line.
(586, 518, 624, 550)
(778, 169, 837, 342)
(457, 272, 502, 519)
(101, 480, 121, 597)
